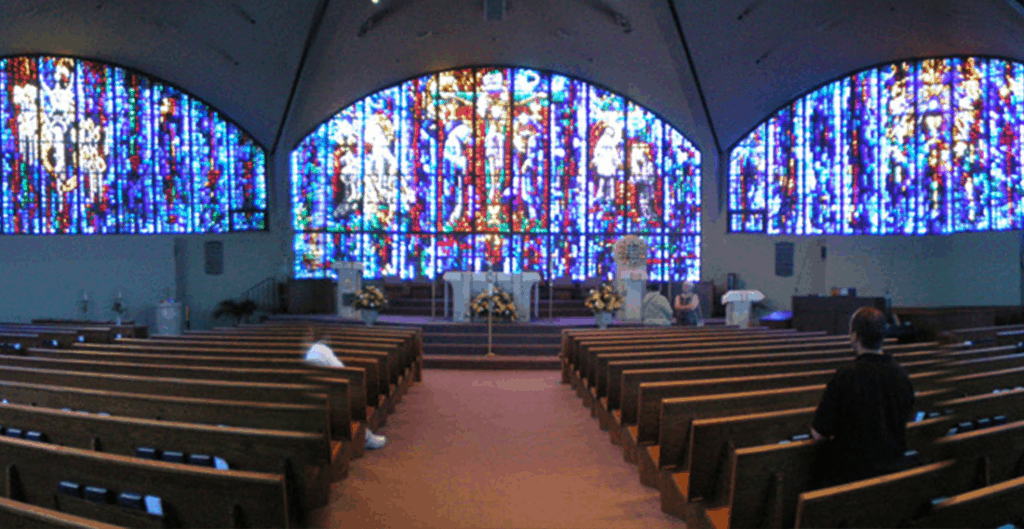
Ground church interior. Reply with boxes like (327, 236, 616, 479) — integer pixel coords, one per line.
(1, 0, 1024, 527)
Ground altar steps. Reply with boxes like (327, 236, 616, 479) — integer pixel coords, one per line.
(386, 298, 592, 318)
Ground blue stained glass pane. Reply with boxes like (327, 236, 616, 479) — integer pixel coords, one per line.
(473, 232, 508, 272)
(880, 62, 917, 235)
(294, 232, 328, 279)
(950, 57, 989, 232)
(436, 234, 473, 274)
(114, 69, 155, 234)
(38, 57, 79, 234)
(843, 70, 879, 234)
(767, 105, 802, 235)
(5, 57, 41, 234)
(549, 75, 587, 234)
(914, 59, 952, 234)
(76, 61, 117, 234)
(803, 81, 843, 235)
(190, 99, 229, 233)
(363, 232, 399, 279)
(402, 75, 437, 233)
(474, 68, 511, 234)
(667, 235, 700, 283)
(550, 234, 585, 281)
(728, 123, 766, 232)
(586, 235, 616, 281)
(511, 234, 548, 279)
(152, 83, 191, 233)
(231, 132, 266, 231)
(988, 60, 1023, 230)
(646, 235, 666, 282)
(401, 233, 435, 280)
(364, 88, 401, 233)
(290, 124, 326, 232)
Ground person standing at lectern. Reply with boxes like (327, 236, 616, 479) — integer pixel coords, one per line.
(642, 283, 673, 326)
(809, 307, 915, 487)
(304, 328, 388, 450)
(674, 281, 702, 326)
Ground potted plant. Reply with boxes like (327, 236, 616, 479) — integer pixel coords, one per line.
(585, 283, 623, 329)
(352, 286, 388, 326)
(471, 287, 518, 322)
(212, 299, 258, 326)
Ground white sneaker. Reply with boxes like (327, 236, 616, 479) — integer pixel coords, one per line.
(364, 429, 386, 450)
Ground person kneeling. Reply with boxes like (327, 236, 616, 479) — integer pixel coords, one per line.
(305, 331, 387, 450)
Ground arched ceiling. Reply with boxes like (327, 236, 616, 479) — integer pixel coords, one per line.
(2, 0, 1024, 159)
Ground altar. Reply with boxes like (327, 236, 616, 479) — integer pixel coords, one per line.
(443, 271, 541, 322)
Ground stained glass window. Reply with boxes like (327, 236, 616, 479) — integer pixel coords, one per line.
(0, 55, 266, 235)
(292, 67, 702, 281)
(728, 56, 1024, 236)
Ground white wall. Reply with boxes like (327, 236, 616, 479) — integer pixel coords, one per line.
(699, 153, 1023, 311)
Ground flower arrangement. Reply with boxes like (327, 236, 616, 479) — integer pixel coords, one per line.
(471, 286, 518, 322)
(352, 286, 389, 312)
(584, 283, 624, 315)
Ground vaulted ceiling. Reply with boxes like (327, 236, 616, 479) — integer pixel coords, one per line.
(3, 0, 1024, 159)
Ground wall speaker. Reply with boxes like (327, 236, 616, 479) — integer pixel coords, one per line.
(204, 241, 223, 276)
(484, 0, 506, 20)
(775, 242, 794, 277)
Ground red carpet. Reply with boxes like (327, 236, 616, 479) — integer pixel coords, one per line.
(311, 369, 684, 528)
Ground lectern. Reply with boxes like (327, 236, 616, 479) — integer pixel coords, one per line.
(334, 262, 364, 319)
(721, 290, 764, 328)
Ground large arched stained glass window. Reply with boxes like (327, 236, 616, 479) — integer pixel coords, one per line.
(0, 56, 267, 234)
(291, 67, 701, 281)
(729, 56, 1024, 236)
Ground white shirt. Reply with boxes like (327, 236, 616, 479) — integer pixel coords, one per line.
(304, 342, 345, 368)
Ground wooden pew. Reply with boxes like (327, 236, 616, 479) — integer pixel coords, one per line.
(0, 327, 79, 348)
(664, 409, 954, 506)
(692, 417, 1024, 529)
(0, 496, 126, 528)
(0, 435, 290, 528)
(28, 347, 391, 429)
(0, 354, 371, 429)
(0, 401, 331, 520)
(90, 339, 406, 392)
(631, 380, 950, 480)
(0, 365, 354, 449)
(577, 333, 844, 395)
(0, 323, 116, 344)
(602, 344, 941, 433)
(32, 319, 148, 339)
(633, 367, 945, 453)
(908, 474, 1024, 528)
(940, 365, 1024, 397)
(0, 332, 41, 352)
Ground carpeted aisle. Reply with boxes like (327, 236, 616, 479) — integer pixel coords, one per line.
(311, 369, 684, 529)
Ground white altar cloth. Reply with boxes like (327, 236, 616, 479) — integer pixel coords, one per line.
(443, 271, 541, 322)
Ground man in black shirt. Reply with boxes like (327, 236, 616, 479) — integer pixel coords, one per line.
(810, 306, 916, 487)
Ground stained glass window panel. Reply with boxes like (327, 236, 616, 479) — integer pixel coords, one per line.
(364, 89, 402, 234)
(402, 75, 438, 233)
(473, 232, 508, 272)
(5, 57, 41, 234)
(879, 62, 917, 235)
(803, 81, 844, 235)
(586, 235, 617, 281)
(511, 69, 549, 233)
(626, 102, 663, 233)
(436, 234, 473, 274)
(152, 83, 192, 233)
(294, 232, 328, 279)
(587, 86, 624, 233)
(401, 233, 435, 279)
(437, 70, 475, 233)
(729, 124, 766, 232)
(328, 102, 363, 232)
(549, 75, 587, 234)
(511, 234, 548, 278)
(914, 59, 952, 234)
(950, 57, 989, 232)
(363, 232, 399, 279)
(39, 57, 79, 234)
(190, 100, 229, 233)
(474, 69, 511, 234)
(667, 235, 700, 282)
(550, 234, 585, 281)
(767, 103, 803, 235)
(988, 60, 1023, 230)
(843, 70, 879, 234)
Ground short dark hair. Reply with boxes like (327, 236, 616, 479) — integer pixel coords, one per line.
(850, 307, 886, 350)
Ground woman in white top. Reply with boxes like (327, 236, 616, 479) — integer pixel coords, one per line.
(674, 281, 703, 326)
(305, 328, 387, 450)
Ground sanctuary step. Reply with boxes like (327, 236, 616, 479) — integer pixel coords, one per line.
(385, 297, 593, 318)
